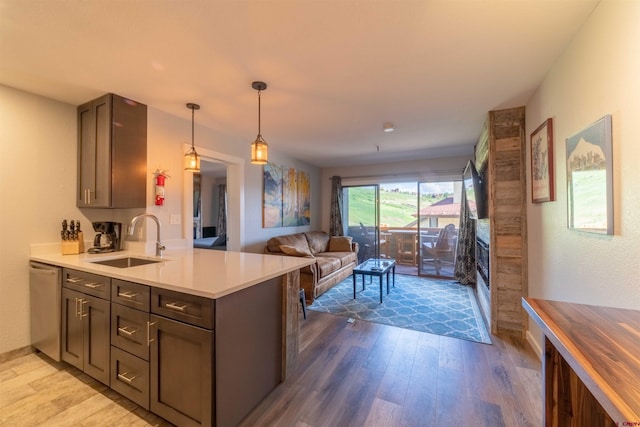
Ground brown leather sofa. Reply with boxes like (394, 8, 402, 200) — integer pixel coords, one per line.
(265, 231, 358, 303)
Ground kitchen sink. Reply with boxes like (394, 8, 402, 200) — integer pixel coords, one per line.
(90, 257, 162, 268)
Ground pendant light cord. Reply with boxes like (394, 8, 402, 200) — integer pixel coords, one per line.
(257, 89, 262, 136)
(191, 106, 195, 148)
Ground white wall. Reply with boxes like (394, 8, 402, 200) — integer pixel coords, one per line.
(0, 86, 81, 353)
(243, 150, 322, 253)
(143, 107, 321, 252)
(0, 86, 320, 354)
(525, 0, 640, 348)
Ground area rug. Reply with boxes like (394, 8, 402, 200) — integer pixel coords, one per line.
(308, 274, 491, 344)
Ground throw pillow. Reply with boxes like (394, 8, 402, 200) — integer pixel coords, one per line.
(328, 236, 353, 252)
(279, 244, 313, 257)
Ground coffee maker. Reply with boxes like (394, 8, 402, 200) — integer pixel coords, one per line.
(88, 221, 122, 253)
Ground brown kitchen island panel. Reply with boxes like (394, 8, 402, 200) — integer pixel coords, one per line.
(523, 297, 640, 427)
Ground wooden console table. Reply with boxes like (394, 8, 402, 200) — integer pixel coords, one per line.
(523, 297, 640, 426)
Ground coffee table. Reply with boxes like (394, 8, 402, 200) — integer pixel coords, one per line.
(352, 258, 396, 303)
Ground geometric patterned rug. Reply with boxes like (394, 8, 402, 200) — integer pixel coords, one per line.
(308, 274, 491, 344)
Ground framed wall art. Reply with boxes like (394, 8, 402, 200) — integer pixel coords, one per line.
(531, 118, 555, 203)
(566, 115, 613, 235)
(262, 162, 311, 228)
(263, 163, 283, 228)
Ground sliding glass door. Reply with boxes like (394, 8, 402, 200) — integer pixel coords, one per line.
(342, 180, 462, 277)
(417, 180, 460, 278)
(342, 185, 381, 263)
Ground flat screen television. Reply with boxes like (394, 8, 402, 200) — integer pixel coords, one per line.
(463, 160, 487, 219)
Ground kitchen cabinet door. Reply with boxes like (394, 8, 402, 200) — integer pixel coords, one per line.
(60, 288, 110, 386)
(149, 314, 213, 427)
(61, 288, 84, 370)
(77, 94, 110, 207)
(83, 294, 110, 385)
(77, 93, 147, 208)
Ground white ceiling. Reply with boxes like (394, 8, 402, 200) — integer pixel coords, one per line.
(0, 0, 599, 168)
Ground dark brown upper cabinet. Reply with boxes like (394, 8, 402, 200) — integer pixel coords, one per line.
(77, 93, 147, 208)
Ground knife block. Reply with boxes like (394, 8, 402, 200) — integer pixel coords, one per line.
(61, 231, 84, 255)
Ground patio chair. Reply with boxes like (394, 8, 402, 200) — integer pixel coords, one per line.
(358, 222, 386, 263)
(421, 224, 456, 275)
(395, 232, 417, 265)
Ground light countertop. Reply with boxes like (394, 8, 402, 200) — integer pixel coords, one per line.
(30, 249, 314, 299)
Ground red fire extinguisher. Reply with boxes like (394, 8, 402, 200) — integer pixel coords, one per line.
(154, 170, 170, 206)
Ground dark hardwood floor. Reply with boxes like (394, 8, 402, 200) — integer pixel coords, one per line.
(0, 310, 541, 426)
(240, 310, 542, 426)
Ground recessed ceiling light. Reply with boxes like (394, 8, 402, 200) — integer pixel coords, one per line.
(383, 122, 395, 132)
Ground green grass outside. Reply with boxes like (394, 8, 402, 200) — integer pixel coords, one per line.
(346, 187, 451, 227)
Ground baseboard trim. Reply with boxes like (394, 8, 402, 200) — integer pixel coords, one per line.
(526, 329, 543, 361)
(0, 345, 34, 364)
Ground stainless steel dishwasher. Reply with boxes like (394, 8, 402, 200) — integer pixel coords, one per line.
(29, 262, 61, 361)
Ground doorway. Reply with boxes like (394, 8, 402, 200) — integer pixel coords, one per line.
(193, 159, 227, 250)
(415, 180, 460, 278)
(182, 145, 244, 252)
(342, 180, 461, 279)
(342, 185, 381, 263)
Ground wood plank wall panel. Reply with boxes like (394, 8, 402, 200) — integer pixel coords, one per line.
(486, 107, 527, 336)
(282, 270, 300, 379)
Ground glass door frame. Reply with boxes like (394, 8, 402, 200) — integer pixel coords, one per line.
(342, 184, 382, 263)
(416, 179, 461, 279)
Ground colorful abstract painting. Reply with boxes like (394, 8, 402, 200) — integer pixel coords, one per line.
(263, 163, 310, 228)
(263, 163, 283, 228)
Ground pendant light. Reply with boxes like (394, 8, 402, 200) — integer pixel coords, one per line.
(184, 102, 201, 172)
(250, 81, 268, 165)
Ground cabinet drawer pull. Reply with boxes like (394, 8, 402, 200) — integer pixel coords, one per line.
(84, 282, 103, 289)
(118, 326, 137, 336)
(165, 302, 189, 312)
(117, 372, 136, 383)
(147, 321, 157, 346)
(118, 291, 138, 299)
(66, 277, 83, 283)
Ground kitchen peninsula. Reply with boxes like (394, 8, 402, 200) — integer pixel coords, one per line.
(30, 248, 314, 427)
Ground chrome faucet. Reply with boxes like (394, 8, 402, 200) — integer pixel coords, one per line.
(128, 214, 166, 257)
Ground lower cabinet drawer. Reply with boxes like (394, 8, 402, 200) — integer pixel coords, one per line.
(111, 303, 150, 361)
(151, 288, 214, 329)
(111, 346, 149, 410)
(112, 280, 150, 311)
(62, 268, 111, 300)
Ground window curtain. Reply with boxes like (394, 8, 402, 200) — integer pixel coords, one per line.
(329, 176, 344, 236)
(453, 184, 476, 285)
(216, 184, 227, 236)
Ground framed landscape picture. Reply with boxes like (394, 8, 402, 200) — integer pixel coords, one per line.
(566, 115, 613, 235)
(530, 118, 555, 203)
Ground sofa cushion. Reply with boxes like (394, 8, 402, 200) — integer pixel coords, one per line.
(328, 236, 353, 252)
(279, 244, 313, 257)
(267, 233, 310, 254)
(315, 256, 342, 278)
(304, 231, 330, 255)
(316, 251, 357, 268)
